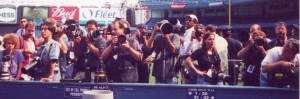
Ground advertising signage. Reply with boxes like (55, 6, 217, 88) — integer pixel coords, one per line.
(23, 7, 48, 26)
(49, 7, 79, 21)
(0, 7, 17, 24)
(79, 8, 121, 25)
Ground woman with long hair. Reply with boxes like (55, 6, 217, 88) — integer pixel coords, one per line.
(185, 33, 223, 85)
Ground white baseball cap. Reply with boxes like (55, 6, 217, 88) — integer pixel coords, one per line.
(186, 14, 198, 23)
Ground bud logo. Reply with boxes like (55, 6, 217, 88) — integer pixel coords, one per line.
(0, 7, 16, 22)
(49, 7, 79, 21)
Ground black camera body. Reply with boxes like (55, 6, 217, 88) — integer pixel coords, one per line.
(210, 69, 231, 85)
(267, 66, 299, 88)
(21, 57, 40, 74)
(2, 55, 11, 62)
(64, 24, 77, 31)
(118, 34, 127, 44)
(194, 30, 203, 38)
(254, 38, 265, 46)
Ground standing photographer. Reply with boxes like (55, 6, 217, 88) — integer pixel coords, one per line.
(146, 22, 180, 84)
(101, 19, 142, 83)
(260, 38, 299, 88)
(73, 19, 106, 82)
(0, 33, 24, 80)
(185, 33, 224, 85)
(135, 24, 152, 83)
(35, 22, 61, 81)
(237, 31, 271, 86)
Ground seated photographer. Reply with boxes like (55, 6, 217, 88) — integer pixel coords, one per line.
(101, 19, 142, 83)
(260, 38, 299, 88)
(34, 22, 61, 81)
(185, 33, 225, 85)
(73, 19, 106, 82)
(0, 33, 24, 80)
(237, 31, 271, 86)
(146, 22, 180, 84)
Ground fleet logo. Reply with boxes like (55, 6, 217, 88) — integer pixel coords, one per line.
(49, 7, 79, 21)
(0, 7, 16, 23)
(79, 8, 120, 24)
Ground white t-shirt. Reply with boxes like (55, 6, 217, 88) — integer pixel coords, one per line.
(179, 27, 194, 56)
(214, 33, 228, 73)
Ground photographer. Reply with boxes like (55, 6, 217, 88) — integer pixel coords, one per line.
(260, 38, 299, 88)
(73, 19, 106, 82)
(34, 22, 60, 81)
(237, 31, 271, 86)
(134, 24, 152, 83)
(0, 33, 24, 80)
(101, 19, 142, 83)
(185, 33, 224, 85)
(146, 21, 180, 84)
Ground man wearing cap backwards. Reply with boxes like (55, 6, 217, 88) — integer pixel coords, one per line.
(177, 14, 198, 84)
(146, 21, 180, 84)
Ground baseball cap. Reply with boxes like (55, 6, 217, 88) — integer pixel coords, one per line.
(186, 14, 198, 23)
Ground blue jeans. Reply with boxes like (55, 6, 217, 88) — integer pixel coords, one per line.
(155, 77, 178, 84)
(197, 75, 212, 85)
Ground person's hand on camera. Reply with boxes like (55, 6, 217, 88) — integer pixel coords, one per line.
(86, 35, 92, 45)
(256, 45, 265, 52)
(248, 39, 255, 47)
(281, 61, 295, 69)
(111, 36, 118, 46)
(120, 41, 131, 50)
(135, 29, 141, 37)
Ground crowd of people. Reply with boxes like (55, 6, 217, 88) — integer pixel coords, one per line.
(0, 14, 299, 88)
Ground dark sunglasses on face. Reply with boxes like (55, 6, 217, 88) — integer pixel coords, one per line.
(20, 21, 27, 23)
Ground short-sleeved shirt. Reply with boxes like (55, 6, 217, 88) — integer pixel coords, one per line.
(190, 48, 221, 71)
(35, 39, 60, 78)
(105, 36, 142, 82)
(0, 49, 24, 77)
(152, 33, 180, 78)
(75, 35, 106, 71)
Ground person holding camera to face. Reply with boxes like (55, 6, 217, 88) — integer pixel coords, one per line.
(0, 33, 24, 80)
(101, 19, 142, 83)
(73, 19, 106, 82)
(146, 21, 180, 84)
(237, 31, 271, 86)
(134, 24, 152, 83)
(260, 38, 299, 88)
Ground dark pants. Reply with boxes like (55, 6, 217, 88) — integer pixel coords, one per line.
(137, 63, 150, 83)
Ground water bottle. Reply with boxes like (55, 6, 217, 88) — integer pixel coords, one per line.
(53, 64, 60, 82)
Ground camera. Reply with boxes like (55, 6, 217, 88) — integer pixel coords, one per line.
(168, 18, 186, 35)
(118, 34, 127, 44)
(194, 30, 203, 38)
(64, 24, 77, 31)
(92, 29, 102, 38)
(267, 66, 299, 88)
(124, 28, 131, 35)
(21, 57, 40, 74)
(160, 23, 173, 34)
(210, 69, 231, 85)
(0, 55, 11, 80)
(254, 38, 265, 46)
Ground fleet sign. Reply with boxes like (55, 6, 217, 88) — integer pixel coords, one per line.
(79, 8, 120, 25)
(0, 7, 16, 24)
(49, 7, 79, 21)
